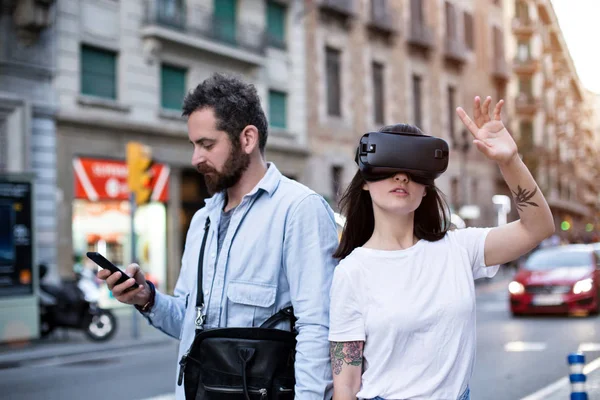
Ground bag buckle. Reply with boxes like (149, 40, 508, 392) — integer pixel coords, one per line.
(195, 305, 206, 330)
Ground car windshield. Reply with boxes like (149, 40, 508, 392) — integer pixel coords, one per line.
(524, 248, 592, 271)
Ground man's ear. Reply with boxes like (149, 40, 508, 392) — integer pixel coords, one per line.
(240, 125, 259, 154)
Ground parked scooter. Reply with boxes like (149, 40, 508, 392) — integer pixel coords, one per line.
(38, 263, 117, 341)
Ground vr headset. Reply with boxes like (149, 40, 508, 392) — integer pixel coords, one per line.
(355, 131, 450, 183)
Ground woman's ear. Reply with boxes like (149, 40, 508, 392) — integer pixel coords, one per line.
(362, 183, 369, 191)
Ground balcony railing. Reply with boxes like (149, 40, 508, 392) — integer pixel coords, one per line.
(512, 17, 536, 36)
(143, 1, 266, 56)
(408, 21, 435, 49)
(318, 0, 356, 19)
(513, 56, 540, 74)
(515, 93, 540, 115)
(367, 1, 398, 35)
(444, 37, 468, 64)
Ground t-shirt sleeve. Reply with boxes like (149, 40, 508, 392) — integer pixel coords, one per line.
(451, 227, 500, 280)
(328, 265, 366, 342)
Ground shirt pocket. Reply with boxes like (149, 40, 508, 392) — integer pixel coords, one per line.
(226, 280, 277, 327)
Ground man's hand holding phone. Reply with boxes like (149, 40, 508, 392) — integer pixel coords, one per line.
(88, 251, 153, 308)
(98, 263, 152, 306)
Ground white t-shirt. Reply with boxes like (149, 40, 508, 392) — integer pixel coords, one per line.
(328, 228, 499, 400)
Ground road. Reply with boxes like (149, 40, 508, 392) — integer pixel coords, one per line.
(1, 273, 599, 400)
(471, 275, 600, 400)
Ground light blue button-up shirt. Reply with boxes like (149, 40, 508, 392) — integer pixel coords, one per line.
(145, 163, 338, 399)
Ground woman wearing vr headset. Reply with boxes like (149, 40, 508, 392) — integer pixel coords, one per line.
(328, 97, 554, 400)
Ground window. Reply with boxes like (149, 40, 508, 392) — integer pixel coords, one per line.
(371, 0, 387, 21)
(157, 0, 185, 28)
(331, 165, 343, 203)
(412, 74, 422, 128)
(517, 39, 530, 61)
(445, 2, 456, 38)
(519, 121, 534, 151)
(161, 64, 186, 110)
(372, 62, 385, 124)
(448, 86, 455, 142)
(214, 0, 237, 44)
(81, 45, 117, 99)
(515, 0, 529, 22)
(519, 77, 532, 96)
(268, 90, 287, 129)
(464, 12, 474, 50)
(326, 47, 342, 117)
(410, 0, 424, 23)
(451, 177, 459, 208)
(471, 178, 478, 204)
(267, 1, 286, 49)
(493, 26, 504, 60)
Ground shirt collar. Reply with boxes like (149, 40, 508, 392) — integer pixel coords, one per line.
(203, 162, 282, 211)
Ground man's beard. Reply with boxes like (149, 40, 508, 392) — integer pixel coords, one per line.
(197, 143, 250, 195)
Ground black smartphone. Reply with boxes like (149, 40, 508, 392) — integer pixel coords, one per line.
(86, 251, 140, 292)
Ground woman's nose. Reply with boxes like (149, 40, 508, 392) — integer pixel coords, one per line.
(394, 173, 409, 182)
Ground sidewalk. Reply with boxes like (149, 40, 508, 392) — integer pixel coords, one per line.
(0, 306, 174, 368)
(521, 355, 600, 400)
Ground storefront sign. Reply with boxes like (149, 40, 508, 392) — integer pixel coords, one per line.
(0, 179, 33, 297)
(73, 157, 170, 202)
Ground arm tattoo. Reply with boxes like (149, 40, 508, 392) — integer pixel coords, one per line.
(512, 185, 539, 212)
(330, 341, 363, 376)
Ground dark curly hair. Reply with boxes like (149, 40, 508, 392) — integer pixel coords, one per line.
(182, 73, 268, 153)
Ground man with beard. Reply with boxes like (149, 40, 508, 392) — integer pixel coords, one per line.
(97, 73, 338, 399)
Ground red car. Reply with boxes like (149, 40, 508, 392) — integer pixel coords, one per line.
(509, 244, 600, 316)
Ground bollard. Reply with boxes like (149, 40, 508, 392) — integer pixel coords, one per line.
(568, 352, 588, 400)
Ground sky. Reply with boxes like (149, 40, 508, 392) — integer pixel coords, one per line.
(551, 0, 600, 94)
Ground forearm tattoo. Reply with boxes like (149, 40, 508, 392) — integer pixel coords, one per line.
(512, 185, 539, 212)
(330, 341, 363, 376)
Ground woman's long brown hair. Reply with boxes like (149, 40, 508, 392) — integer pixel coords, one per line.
(333, 124, 451, 259)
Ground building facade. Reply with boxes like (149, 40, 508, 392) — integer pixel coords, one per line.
(0, 0, 57, 341)
(506, 0, 599, 242)
(303, 0, 509, 227)
(53, 0, 308, 296)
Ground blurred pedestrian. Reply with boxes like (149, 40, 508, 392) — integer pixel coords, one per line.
(328, 97, 555, 400)
(97, 73, 338, 399)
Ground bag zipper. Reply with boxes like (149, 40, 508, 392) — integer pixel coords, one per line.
(278, 386, 293, 393)
(204, 385, 268, 398)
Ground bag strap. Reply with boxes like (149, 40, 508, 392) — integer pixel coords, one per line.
(194, 216, 296, 332)
(260, 306, 296, 332)
(194, 217, 211, 331)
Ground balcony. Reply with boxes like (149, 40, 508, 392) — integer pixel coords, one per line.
(515, 93, 540, 116)
(407, 21, 435, 50)
(141, 1, 265, 66)
(318, 0, 356, 20)
(367, 3, 398, 36)
(444, 37, 468, 65)
(491, 57, 510, 81)
(512, 17, 536, 37)
(513, 56, 540, 75)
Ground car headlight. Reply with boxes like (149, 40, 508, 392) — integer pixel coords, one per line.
(509, 281, 525, 295)
(573, 278, 594, 294)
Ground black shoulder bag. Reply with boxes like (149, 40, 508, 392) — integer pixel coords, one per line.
(178, 218, 298, 399)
